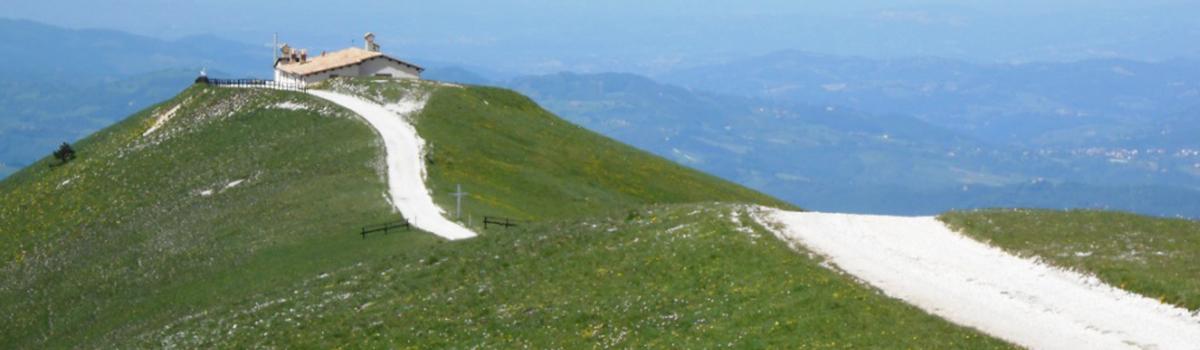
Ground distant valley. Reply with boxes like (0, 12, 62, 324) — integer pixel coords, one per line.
(658, 51, 1200, 146)
(4, 19, 1199, 217)
(485, 72, 1200, 217)
(0, 19, 265, 177)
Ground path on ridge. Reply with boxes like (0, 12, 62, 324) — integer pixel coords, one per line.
(757, 209, 1200, 350)
(309, 90, 476, 240)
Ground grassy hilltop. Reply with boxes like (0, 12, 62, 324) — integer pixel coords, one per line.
(317, 78, 794, 220)
(1, 79, 1010, 348)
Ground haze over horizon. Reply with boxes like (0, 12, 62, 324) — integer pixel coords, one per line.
(5, 0, 1200, 75)
(3, 4, 1200, 347)
(3, 2, 1200, 218)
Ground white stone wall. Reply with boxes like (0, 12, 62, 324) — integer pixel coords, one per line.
(360, 57, 421, 79)
(274, 70, 305, 87)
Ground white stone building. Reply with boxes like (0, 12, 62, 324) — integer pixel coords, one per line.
(273, 36, 423, 87)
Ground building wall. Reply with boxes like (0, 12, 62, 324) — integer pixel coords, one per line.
(274, 70, 305, 87)
(301, 65, 361, 86)
(273, 57, 421, 87)
(360, 58, 421, 79)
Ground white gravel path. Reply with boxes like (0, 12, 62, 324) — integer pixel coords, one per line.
(756, 209, 1200, 350)
(142, 103, 182, 136)
(308, 90, 476, 240)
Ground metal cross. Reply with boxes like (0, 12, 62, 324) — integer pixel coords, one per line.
(452, 184, 468, 219)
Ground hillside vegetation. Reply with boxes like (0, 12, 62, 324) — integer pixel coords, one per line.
(319, 78, 794, 220)
(0, 79, 1008, 348)
(941, 209, 1200, 311)
(143, 204, 1008, 348)
(0, 85, 434, 346)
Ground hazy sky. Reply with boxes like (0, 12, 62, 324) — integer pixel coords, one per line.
(6, 1, 1199, 74)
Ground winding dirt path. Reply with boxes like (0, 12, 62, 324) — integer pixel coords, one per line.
(757, 209, 1200, 350)
(309, 90, 476, 240)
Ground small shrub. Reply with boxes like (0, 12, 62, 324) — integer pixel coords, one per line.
(51, 142, 76, 166)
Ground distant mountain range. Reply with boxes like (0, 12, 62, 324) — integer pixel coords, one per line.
(486, 72, 1200, 218)
(3, 19, 1198, 217)
(1, 69, 195, 173)
(0, 19, 272, 177)
(657, 50, 1200, 149)
(0, 18, 266, 80)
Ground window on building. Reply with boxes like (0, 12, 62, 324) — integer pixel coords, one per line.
(375, 73, 392, 78)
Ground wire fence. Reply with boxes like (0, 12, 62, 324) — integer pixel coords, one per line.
(360, 218, 411, 239)
(199, 77, 307, 92)
(483, 216, 522, 229)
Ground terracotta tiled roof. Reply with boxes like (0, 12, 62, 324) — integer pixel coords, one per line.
(274, 47, 423, 76)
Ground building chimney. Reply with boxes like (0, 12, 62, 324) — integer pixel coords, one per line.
(364, 32, 380, 52)
(280, 43, 292, 63)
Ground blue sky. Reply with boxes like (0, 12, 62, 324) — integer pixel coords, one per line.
(6, 1, 1199, 74)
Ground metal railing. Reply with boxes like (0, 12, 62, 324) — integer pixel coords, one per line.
(198, 77, 306, 92)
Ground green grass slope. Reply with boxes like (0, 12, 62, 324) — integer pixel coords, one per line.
(321, 78, 795, 220)
(142, 204, 1008, 348)
(0, 79, 1008, 348)
(0, 85, 442, 347)
(941, 209, 1200, 311)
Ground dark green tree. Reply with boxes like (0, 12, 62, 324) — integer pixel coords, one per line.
(52, 142, 76, 165)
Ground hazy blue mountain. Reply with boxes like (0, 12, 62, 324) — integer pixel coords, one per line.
(658, 51, 1200, 148)
(422, 66, 496, 86)
(504, 72, 1200, 218)
(0, 69, 202, 175)
(9, 1, 1200, 73)
(0, 19, 269, 177)
(1121, 105, 1200, 149)
(0, 18, 268, 79)
(3, 19, 1197, 217)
